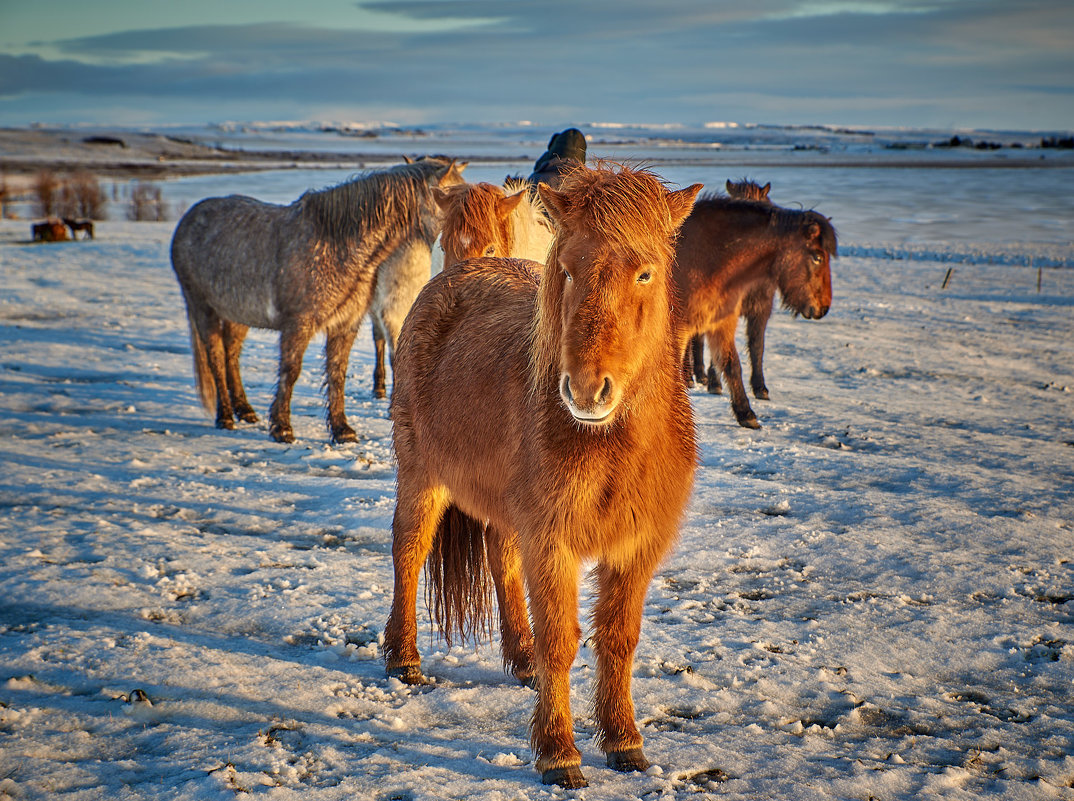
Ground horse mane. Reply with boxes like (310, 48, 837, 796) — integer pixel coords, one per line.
(503, 178, 553, 260)
(297, 163, 439, 250)
(695, 193, 838, 257)
(530, 163, 681, 393)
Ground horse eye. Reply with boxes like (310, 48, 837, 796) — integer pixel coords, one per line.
(563, 269, 572, 283)
(637, 271, 652, 285)
(810, 252, 823, 265)
(484, 245, 496, 257)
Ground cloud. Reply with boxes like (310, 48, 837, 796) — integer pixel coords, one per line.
(0, 0, 1071, 127)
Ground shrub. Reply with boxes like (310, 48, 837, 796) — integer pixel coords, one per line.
(60, 171, 108, 220)
(128, 182, 169, 221)
(33, 170, 62, 217)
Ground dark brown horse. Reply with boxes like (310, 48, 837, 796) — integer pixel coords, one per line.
(171, 160, 459, 442)
(63, 218, 95, 240)
(674, 193, 836, 428)
(385, 164, 701, 788)
(687, 179, 777, 396)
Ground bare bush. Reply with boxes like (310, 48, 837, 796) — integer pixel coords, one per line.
(128, 182, 169, 221)
(60, 172, 108, 220)
(33, 170, 62, 217)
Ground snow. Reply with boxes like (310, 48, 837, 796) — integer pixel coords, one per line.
(1, 130, 1073, 799)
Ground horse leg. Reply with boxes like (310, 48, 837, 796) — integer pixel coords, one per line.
(383, 481, 450, 684)
(324, 323, 359, 443)
(371, 318, 388, 400)
(188, 304, 235, 429)
(690, 334, 707, 385)
(746, 302, 772, 401)
(705, 330, 723, 395)
(713, 316, 760, 429)
(222, 321, 258, 423)
(524, 543, 585, 787)
(591, 556, 659, 773)
(268, 324, 313, 443)
(485, 525, 535, 686)
(681, 346, 694, 388)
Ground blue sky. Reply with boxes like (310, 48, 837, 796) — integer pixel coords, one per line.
(1, 0, 1071, 130)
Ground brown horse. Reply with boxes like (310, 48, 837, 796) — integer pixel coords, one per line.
(31, 218, 68, 242)
(674, 193, 836, 428)
(171, 159, 459, 443)
(435, 179, 554, 266)
(385, 164, 701, 788)
(687, 179, 777, 396)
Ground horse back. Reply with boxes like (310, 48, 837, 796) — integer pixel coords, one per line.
(171, 195, 289, 328)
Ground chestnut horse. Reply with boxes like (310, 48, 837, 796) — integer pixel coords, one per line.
(385, 164, 701, 788)
(674, 193, 836, 428)
(435, 179, 554, 266)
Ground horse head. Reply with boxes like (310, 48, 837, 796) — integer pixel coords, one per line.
(726, 179, 771, 203)
(775, 210, 836, 320)
(435, 183, 525, 266)
(535, 165, 701, 426)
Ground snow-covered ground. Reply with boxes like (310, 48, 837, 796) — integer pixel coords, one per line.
(1, 155, 1073, 799)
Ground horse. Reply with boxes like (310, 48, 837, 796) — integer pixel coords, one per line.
(368, 157, 467, 399)
(31, 218, 68, 242)
(435, 179, 554, 267)
(170, 159, 460, 443)
(674, 193, 836, 428)
(686, 178, 776, 395)
(384, 164, 702, 788)
(63, 217, 95, 240)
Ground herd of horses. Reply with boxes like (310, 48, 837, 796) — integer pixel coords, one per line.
(31, 217, 95, 242)
(169, 132, 836, 788)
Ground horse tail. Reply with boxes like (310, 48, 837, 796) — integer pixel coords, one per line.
(425, 505, 494, 647)
(182, 300, 217, 414)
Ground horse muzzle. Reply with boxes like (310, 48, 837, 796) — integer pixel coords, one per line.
(559, 373, 620, 426)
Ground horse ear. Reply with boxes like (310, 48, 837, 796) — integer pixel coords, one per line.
(537, 183, 570, 225)
(805, 220, 821, 241)
(402, 155, 414, 164)
(432, 186, 454, 213)
(665, 184, 703, 230)
(437, 161, 467, 187)
(725, 179, 734, 193)
(761, 182, 771, 197)
(497, 191, 525, 219)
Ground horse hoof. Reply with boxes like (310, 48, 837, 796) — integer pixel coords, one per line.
(736, 414, 762, 430)
(215, 418, 236, 430)
(270, 426, 294, 443)
(707, 384, 723, 395)
(373, 388, 387, 400)
(541, 766, 587, 788)
(753, 388, 770, 401)
(236, 408, 259, 423)
(386, 664, 428, 685)
(517, 672, 538, 690)
(607, 747, 650, 773)
(332, 426, 358, 444)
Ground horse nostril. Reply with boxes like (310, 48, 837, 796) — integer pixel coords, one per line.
(598, 376, 614, 405)
(560, 373, 573, 404)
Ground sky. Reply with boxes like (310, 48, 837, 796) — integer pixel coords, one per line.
(0, 0, 1072, 131)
